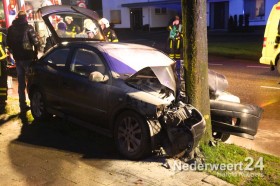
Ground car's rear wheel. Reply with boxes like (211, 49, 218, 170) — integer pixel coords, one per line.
(114, 111, 151, 160)
(31, 89, 51, 121)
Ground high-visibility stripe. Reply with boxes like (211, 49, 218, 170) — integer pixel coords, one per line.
(177, 40, 180, 49)
(0, 33, 7, 60)
(0, 88, 7, 90)
(169, 40, 173, 48)
(0, 93, 7, 96)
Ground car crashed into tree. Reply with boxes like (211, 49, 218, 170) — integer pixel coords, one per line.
(27, 5, 206, 160)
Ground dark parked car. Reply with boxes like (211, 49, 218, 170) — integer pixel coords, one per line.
(177, 61, 263, 142)
(27, 5, 206, 160)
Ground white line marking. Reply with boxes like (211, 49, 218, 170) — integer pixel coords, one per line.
(209, 63, 223, 66)
(261, 86, 280, 90)
(247, 66, 270, 69)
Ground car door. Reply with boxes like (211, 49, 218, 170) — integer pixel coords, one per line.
(60, 46, 111, 128)
(38, 47, 71, 111)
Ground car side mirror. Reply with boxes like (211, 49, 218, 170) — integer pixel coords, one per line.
(89, 71, 109, 83)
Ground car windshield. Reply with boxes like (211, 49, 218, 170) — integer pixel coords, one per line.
(105, 47, 175, 77)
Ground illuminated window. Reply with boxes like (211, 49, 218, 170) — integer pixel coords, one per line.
(244, 0, 265, 20)
(110, 10, 121, 24)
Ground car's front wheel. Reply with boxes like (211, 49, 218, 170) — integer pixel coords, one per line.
(114, 111, 151, 160)
(277, 58, 280, 74)
(30, 89, 51, 121)
(213, 117, 232, 142)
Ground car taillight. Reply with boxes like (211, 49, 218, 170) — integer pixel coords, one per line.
(263, 37, 267, 47)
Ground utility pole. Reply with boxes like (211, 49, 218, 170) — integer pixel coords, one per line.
(181, 0, 212, 144)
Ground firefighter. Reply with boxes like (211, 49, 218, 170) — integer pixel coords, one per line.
(0, 31, 8, 106)
(99, 18, 119, 42)
(168, 16, 183, 60)
(65, 16, 80, 37)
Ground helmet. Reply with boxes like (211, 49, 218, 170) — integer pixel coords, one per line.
(84, 19, 93, 28)
(99, 18, 110, 28)
(84, 19, 98, 34)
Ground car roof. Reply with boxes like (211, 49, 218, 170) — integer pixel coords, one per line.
(56, 41, 157, 50)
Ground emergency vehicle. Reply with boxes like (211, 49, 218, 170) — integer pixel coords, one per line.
(260, 1, 280, 74)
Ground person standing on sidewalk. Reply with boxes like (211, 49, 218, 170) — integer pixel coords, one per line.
(0, 31, 8, 107)
(7, 11, 40, 113)
(99, 18, 119, 42)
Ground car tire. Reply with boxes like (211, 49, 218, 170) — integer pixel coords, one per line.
(277, 58, 280, 74)
(30, 89, 51, 121)
(114, 111, 151, 160)
(212, 117, 231, 142)
(213, 132, 230, 142)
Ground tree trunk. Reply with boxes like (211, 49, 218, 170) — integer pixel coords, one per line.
(181, 0, 212, 144)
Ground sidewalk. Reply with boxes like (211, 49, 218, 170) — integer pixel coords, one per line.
(0, 112, 233, 186)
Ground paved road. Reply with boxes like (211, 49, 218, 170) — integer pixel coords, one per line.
(208, 56, 280, 157)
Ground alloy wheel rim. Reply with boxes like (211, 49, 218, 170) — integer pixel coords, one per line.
(118, 116, 142, 153)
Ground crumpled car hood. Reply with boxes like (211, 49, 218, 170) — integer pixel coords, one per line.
(125, 67, 177, 101)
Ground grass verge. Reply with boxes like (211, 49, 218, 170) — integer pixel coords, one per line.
(1, 96, 33, 123)
(208, 42, 262, 61)
(201, 143, 280, 186)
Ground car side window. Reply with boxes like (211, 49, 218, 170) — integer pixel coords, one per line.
(44, 48, 70, 68)
(70, 48, 105, 77)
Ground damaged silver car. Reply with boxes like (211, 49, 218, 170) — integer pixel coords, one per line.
(27, 5, 206, 160)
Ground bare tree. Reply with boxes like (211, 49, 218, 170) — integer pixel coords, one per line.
(181, 0, 212, 144)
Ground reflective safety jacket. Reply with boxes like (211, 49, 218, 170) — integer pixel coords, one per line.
(66, 23, 79, 38)
(0, 32, 7, 60)
(103, 28, 118, 42)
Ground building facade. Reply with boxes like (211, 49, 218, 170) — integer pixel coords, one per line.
(208, 0, 278, 29)
(0, 0, 92, 28)
(101, 0, 279, 30)
(0, 0, 278, 30)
